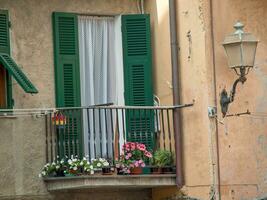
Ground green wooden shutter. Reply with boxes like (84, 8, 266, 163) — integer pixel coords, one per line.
(122, 14, 155, 150)
(52, 12, 83, 158)
(0, 53, 38, 93)
(0, 10, 12, 108)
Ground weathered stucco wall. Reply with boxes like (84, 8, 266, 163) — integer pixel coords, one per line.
(0, 0, 140, 199)
(146, 0, 212, 199)
(213, 0, 267, 199)
(147, 0, 267, 200)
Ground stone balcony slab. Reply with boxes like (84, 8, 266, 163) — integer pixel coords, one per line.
(44, 174, 176, 191)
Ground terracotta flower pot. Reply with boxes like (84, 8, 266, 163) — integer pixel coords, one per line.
(150, 167, 162, 174)
(161, 166, 173, 174)
(131, 167, 143, 175)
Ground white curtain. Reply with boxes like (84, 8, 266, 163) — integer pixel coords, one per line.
(78, 16, 124, 158)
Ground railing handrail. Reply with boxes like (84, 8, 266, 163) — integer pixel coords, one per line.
(0, 103, 194, 113)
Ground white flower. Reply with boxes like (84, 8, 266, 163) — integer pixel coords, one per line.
(38, 173, 42, 178)
(56, 165, 60, 169)
(52, 162, 56, 165)
(73, 166, 78, 171)
(97, 163, 101, 167)
(60, 160, 64, 164)
(80, 161, 84, 166)
(42, 171, 46, 176)
(90, 165, 94, 170)
(90, 171, 94, 175)
(103, 162, 109, 167)
(73, 158, 77, 162)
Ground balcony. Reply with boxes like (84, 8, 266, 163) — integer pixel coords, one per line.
(42, 104, 192, 189)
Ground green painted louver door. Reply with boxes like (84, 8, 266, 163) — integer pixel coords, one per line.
(0, 53, 38, 93)
(52, 12, 83, 158)
(0, 10, 12, 108)
(122, 14, 155, 150)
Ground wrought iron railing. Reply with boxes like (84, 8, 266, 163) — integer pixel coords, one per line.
(45, 105, 185, 164)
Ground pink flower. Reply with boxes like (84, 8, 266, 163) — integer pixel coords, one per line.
(137, 143, 146, 151)
(129, 164, 134, 168)
(125, 155, 129, 160)
(138, 159, 143, 164)
(134, 161, 139, 167)
(141, 163, 145, 167)
(144, 151, 152, 158)
(126, 153, 132, 158)
(130, 142, 136, 150)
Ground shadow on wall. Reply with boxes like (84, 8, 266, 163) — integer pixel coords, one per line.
(162, 192, 201, 200)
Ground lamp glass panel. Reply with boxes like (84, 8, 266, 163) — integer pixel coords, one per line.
(241, 42, 257, 67)
(224, 43, 242, 68)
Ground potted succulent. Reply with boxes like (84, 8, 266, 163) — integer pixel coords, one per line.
(121, 142, 152, 175)
(153, 149, 174, 174)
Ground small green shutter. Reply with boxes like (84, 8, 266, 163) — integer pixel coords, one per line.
(122, 14, 155, 150)
(0, 10, 12, 108)
(52, 12, 83, 157)
(0, 53, 38, 93)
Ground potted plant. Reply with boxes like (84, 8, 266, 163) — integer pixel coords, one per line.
(115, 156, 131, 175)
(150, 155, 162, 174)
(121, 142, 152, 175)
(91, 158, 113, 175)
(67, 156, 82, 175)
(153, 149, 174, 174)
(39, 156, 68, 177)
(39, 162, 56, 177)
(79, 156, 94, 175)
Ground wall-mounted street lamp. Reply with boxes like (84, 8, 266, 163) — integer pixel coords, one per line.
(220, 22, 258, 117)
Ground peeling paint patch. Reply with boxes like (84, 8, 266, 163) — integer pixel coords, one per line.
(258, 134, 267, 158)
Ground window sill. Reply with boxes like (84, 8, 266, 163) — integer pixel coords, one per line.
(43, 174, 176, 191)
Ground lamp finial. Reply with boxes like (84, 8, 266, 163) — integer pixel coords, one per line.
(234, 22, 244, 35)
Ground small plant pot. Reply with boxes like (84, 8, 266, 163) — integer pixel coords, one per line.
(130, 167, 143, 175)
(150, 167, 162, 174)
(69, 169, 79, 175)
(116, 168, 124, 175)
(102, 167, 113, 175)
(142, 166, 151, 174)
(161, 166, 174, 174)
(94, 168, 102, 174)
(55, 170, 65, 177)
